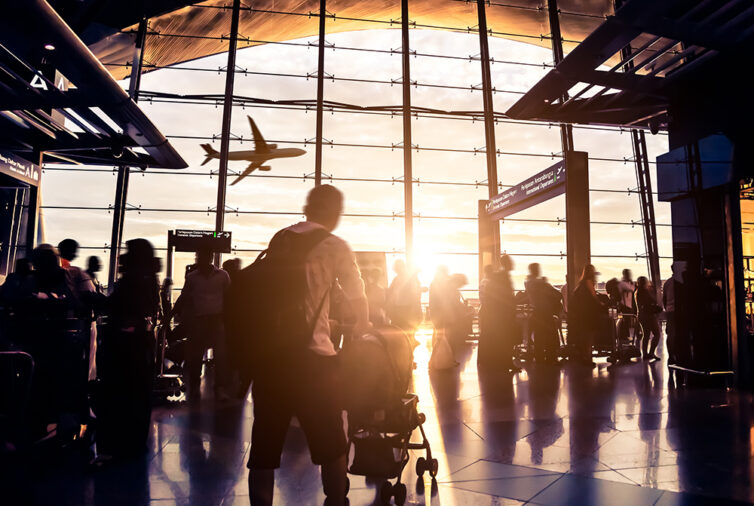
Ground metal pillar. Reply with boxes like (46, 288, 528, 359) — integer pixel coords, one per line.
(476, 0, 500, 264)
(314, 0, 326, 187)
(108, 17, 147, 290)
(631, 129, 661, 292)
(214, 0, 241, 266)
(547, 0, 574, 152)
(476, 0, 499, 200)
(614, 0, 661, 290)
(401, 0, 414, 266)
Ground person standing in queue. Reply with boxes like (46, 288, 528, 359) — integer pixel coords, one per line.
(386, 259, 423, 340)
(636, 276, 662, 361)
(526, 263, 563, 365)
(180, 247, 231, 401)
(568, 264, 604, 367)
(247, 184, 369, 506)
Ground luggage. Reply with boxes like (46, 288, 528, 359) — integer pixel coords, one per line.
(226, 229, 331, 378)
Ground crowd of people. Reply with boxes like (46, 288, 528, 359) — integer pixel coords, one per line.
(478, 259, 669, 370)
(0, 183, 683, 506)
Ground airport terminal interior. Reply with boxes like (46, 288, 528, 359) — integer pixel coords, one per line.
(2, 0, 754, 505)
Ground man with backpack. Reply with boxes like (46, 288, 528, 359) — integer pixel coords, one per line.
(242, 184, 369, 506)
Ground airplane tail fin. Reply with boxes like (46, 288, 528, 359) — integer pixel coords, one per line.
(200, 143, 218, 166)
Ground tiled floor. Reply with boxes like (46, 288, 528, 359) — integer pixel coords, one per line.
(4, 327, 754, 505)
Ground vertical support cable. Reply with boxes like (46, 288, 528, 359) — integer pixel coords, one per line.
(476, 0, 500, 266)
(401, 0, 414, 265)
(214, 0, 241, 266)
(314, 0, 326, 187)
(547, 0, 574, 152)
(108, 16, 146, 291)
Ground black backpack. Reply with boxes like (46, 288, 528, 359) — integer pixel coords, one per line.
(227, 228, 331, 377)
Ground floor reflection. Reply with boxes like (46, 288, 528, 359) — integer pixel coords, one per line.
(4, 326, 754, 505)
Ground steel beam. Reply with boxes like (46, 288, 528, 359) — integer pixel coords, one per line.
(314, 0, 326, 187)
(107, 17, 147, 291)
(547, 0, 574, 152)
(632, 129, 661, 291)
(214, 0, 241, 266)
(401, 0, 414, 266)
(476, 0, 500, 266)
(476, 0, 499, 200)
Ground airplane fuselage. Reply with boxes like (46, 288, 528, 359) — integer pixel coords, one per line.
(225, 147, 305, 162)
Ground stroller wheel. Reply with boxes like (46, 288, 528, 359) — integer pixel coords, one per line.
(380, 481, 393, 504)
(429, 458, 439, 477)
(393, 483, 407, 506)
(416, 457, 426, 477)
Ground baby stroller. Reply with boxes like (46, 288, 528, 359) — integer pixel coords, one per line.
(341, 325, 436, 506)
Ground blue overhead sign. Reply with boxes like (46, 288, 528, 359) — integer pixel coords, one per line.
(0, 151, 40, 186)
(487, 160, 565, 219)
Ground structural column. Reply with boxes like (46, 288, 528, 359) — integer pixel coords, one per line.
(401, 0, 414, 265)
(476, 0, 500, 269)
(214, 0, 241, 265)
(108, 17, 147, 290)
(314, 0, 326, 187)
(547, 0, 574, 152)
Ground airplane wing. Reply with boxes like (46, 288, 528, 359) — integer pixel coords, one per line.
(230, 161, 262, 186)
(248, 116, 269, 153)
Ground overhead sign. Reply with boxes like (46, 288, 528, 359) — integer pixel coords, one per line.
(487, 161, 565, 219)
(0, 151, 41, 186)
(172, 230, 232, 253)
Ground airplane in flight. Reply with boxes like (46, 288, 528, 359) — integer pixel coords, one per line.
(200, 116, 306, 185)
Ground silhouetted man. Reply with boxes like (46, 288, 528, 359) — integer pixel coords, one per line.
(248, 184, 369, 506)
(180, 247, 231, 400)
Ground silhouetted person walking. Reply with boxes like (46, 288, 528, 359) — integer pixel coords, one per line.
(180, 247, 231, 400)
(97, 239, 161, 461)
(247, 184, 369, 506)
(636, 276, 661, 361)
(86, 256, 104, 294)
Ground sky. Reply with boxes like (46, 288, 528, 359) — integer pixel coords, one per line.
(42, 28, 672, 293)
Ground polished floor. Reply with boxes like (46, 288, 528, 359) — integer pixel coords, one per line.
(6, 327, 754, 505)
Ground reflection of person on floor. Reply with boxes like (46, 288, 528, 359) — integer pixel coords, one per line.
(248, 184, 369, 506)
(636, 276, 662, 361)
(180, 247, 231, 400)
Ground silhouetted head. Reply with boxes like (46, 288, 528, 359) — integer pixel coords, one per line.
(637, 276, 649, 289)
(57, 238, 79, 262)
(622, 268, 632, 282)
(500, 254, 514, 272)
(87, 256, 101, 274)
(195, 247, 214, 268)
(222, 257, 242, 275)
(450, 273, 467, 288)
(120, 238, 160, 275)
(366, 269, 381, 284)
(581, 264, 599, 283)
(393, 259, 406, 276)
(483, 264, 494, 278)
(304, 184, 343, 232)
(14, 257, 32, 275)
(528, 263, 541, 278)
(434, 265, 449, 280)
(31, 244, 60, 275)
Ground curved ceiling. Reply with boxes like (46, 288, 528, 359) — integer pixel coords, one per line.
(55, 0, 614, 81)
